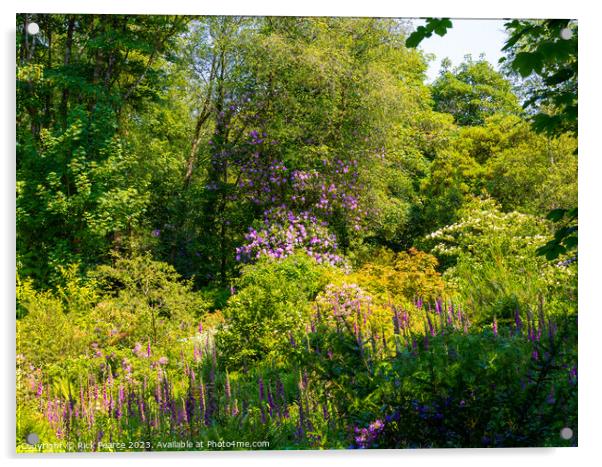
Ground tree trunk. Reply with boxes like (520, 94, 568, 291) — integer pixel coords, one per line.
(60, 16, 75, 129)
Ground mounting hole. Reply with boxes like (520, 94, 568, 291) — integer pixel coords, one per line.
(25, 432, 40, 445)
(560, 427, 573, 440)
(560, 28, 573, 40)
(26, 22, 40, 35)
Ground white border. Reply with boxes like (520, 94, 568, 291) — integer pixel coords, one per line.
(2, 0, 589, 17)
(3, 1, 601, 466)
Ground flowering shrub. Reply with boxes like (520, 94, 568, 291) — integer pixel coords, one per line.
(313, 283, 377, 343)
(425, 197, 546, 261)
(233, 130, 367, 267)
(424, 197, 575, 322)
(236, 207, 344, 266)
(316, 283, 372, 319)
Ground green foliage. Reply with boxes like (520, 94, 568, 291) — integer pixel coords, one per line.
(17, 125, 152, 282)
(17, 254, 207, 367)
(16, 14, 188, 286)
(405, 18, 453, 48)
(499, 20, 578, 265)
(424, 198, 575, 322)
(417, 112, 577, 238)
(89, 254, 208, 346)
(15, 14, 577, 451)
(17, 266, 98, 365)
(501, 19, 577, 136)
(483, 127, 577, 213)
(376, 318, 577, 447)
(419, 144, 485, 231)
(536, 207, 578, 261)
(216, 254, 335, 368)
(431, 58, 521, 126)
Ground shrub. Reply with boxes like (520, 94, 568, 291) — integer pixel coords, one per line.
(89, 254, 208, 348)
(17, 266, 98, 366)
(353, 247, 446, 303)
(17, 255, 207, 371)
(423, 197, 575, 323)
(216, 253, 336, 369)
(372, 314, 577, 448)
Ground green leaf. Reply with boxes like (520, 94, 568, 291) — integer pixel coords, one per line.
(544, 67, 575, 86)
(546, 208, 566, 222)
(406, 18, 453, 48)
(433, 18, 453, 36)
(564, 235, 578, 249)
(512, 51, 544, 77)
(405, 27, 427, 48)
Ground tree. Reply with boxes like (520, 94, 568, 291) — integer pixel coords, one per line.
(162, 17, 437, 283)
(501, 19, 578, 261)
(431, 57, 521, 126)
(16, 14, 189, 285)
(501, 19, 577, 136)
(406, 18, 578, 262)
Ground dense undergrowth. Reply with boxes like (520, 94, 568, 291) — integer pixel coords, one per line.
(17, 251, 577, 451)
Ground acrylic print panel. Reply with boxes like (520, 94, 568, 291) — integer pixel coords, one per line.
(16, 13, 577, 452)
